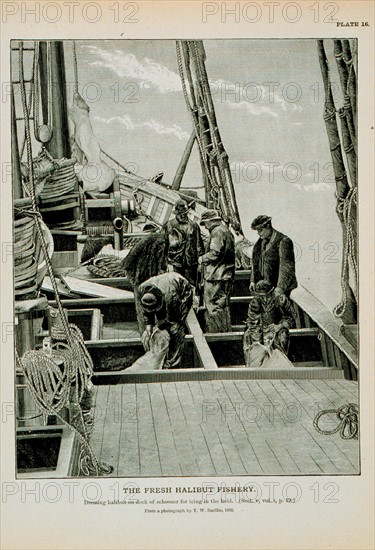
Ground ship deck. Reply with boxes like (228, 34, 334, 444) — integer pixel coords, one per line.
(89, 378, 359, 477)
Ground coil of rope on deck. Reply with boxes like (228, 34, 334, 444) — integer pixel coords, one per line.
(313, 403, 358, 440)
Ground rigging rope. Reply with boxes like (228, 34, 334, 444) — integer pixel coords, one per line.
(175, 41, 221, 214)
(72, 41, 79, 95)
(17, 42, 111, 475)
(19, 43, 36, 160)
(191, 41, 236, 224)
(333, 187, 358, 316)
(313, 403, 358, 439)
(32, 41, 40, 140)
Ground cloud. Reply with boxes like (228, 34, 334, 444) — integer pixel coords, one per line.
(224, 100, 279, 118)
(210, 79, 303, 118)
(293, 181, 332, 192)
(93, 115, 190, 141)
(84, 45, 182, 93)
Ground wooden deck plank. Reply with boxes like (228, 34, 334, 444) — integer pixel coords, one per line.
(240, 381, 288, 474)
(63, 276, 134, 299)
(219, 381, 265, 475)
(186, 309, 218, 369)
(89, 385, 110, 459)
(162, 383, 212, 475)
(117, 384, 141, 477)
(89, 378, 359, 477)
(160, 383, 200, 475)
(291, 286, 357, 367)
(172, 381, 208, 474)
(199, 381, 247, 475)
(306, 379, 359, 470)
(254, 380, 305, 474)
(267, 381, 335, 474)
(99, 385, 123, 475)
(175, 382, 217, 476)
(276, 380, 358, 473)
(299, 423, 341, 473)
(198, 382, 232, 475)
(300, 423, 356, 474)
(148, 383, 183, 476)
(323, 379, 359, 402)
(135, 384, 163, 476)
(209, 381, 250, 475)
(224, 380, 283, 474)
(308, 379, 356, 408)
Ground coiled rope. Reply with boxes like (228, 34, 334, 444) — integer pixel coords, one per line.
(87, 255, 125, 278)
(313, 403, 358, 439)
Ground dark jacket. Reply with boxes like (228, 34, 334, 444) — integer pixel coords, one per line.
(139, 272, 193, 325)
(122, 232, 167, 286)
(162, 218, 204, 269)
(201, 222, 235, 282)
(251, 230, 297, 294)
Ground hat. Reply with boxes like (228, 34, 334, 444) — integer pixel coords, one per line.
(173, 199, 189, 215)
(143, 222, 159, 232)
(251, 215, 272, 230)
(140, 288, 164, 313)
(255, 280, 274, 295)
(200, 209, 221, 226)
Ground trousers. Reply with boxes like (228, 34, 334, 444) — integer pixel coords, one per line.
(203, 279, 232, 333)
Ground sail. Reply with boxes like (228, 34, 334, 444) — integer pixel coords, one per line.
(70, 92, 116, 194)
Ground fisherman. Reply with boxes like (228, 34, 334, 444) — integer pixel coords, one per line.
(122, 229, 168, 333)
(138, 272, 193, 369)
(250, 215, 297, 298)
(243, 279, 295, 368)
(199, 209, 235, 333)
(162, 198, 204, 286)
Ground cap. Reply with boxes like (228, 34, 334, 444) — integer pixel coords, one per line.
(251, 215, 272, 230)
(173, 199, 189, 215)
(255, 280, 274, 295)
(140, 287, 163, 313)
(200, 209, 221, 226)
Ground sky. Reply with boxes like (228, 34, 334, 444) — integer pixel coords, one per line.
(14, 39, 356, 310)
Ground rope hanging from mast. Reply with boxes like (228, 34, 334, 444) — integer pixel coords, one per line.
(176, 40, 243, 234)
(317, 39, 357, 323)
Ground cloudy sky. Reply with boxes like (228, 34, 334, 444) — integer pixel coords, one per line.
(16, 39, 354, 309)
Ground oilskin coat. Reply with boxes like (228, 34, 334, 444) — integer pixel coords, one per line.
(243, 292, 295, 367)
(251, 230, 297, 295)
(162, 218, 204, 285)
(138, 272, 193, 368)
(201, 223, 235, 332)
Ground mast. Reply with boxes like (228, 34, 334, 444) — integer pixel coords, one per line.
(11, 85, 23, 199)
(39, 41, 71, 159)
(172, 130, 196, 190)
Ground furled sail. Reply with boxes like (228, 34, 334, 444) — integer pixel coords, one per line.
(69, 92, 116, 194)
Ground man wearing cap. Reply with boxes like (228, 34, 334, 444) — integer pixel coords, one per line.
(243, 279, 295, 367)
(199, 210, 235, 332)
(162, 198, 204, 286)
(138, 272, 193, 369)
(250, 215, 297, 298)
